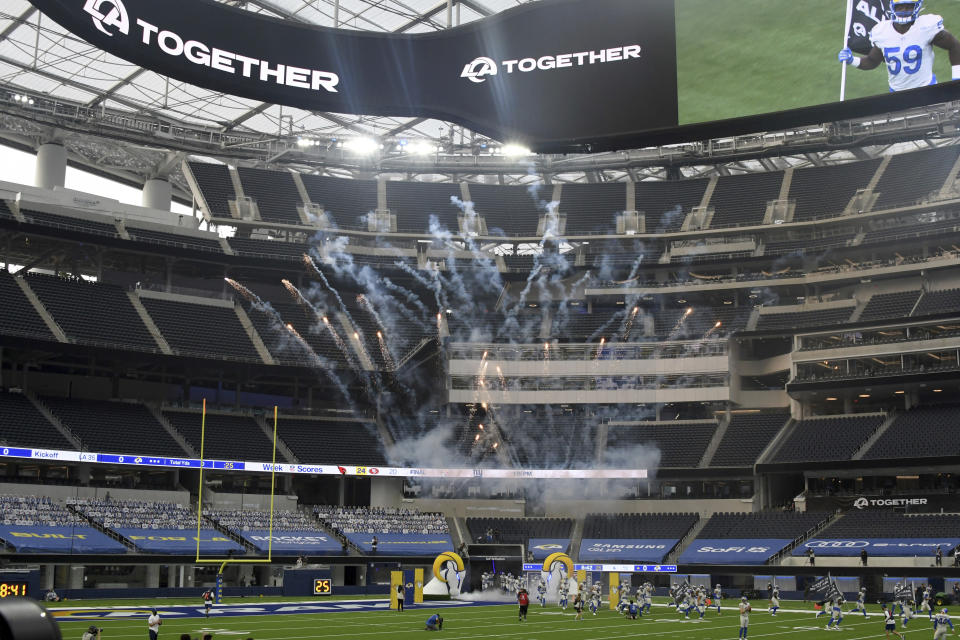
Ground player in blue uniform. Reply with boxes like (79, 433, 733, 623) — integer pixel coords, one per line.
(839, 1, 960, 91)
(626, 599, 640, 620)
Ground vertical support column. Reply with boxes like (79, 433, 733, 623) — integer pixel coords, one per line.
(43, 565, 55, 590)
(68, 566, 84, 590)
(145, 564, 160, 588)
(143, 178, 173, 211)
(35, 143, 67, 190)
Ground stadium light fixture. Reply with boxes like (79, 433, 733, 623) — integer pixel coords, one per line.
(858, 394, 871, 398)
(934, 389, 943, 392)
(502, 143, 532, 157)
(344, 137, 380, 154)
(407, 141, 437, 155)
(826, 397, 838, 401)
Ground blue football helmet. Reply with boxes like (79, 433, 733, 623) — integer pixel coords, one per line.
(888, 0, 923, 24)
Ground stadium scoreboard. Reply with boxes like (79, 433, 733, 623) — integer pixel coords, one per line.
(0, 582, 29, 598)
(523, 563, 677, 573)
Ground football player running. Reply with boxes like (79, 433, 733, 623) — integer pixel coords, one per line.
(839, 1, 960, 91)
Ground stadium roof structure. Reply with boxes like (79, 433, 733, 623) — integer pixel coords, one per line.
(1, 0, 960, 203)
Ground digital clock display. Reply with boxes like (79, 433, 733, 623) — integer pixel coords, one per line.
(0, 582, 28, 598)
(313, 578, 332, 595)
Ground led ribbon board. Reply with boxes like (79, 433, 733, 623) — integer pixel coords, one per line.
(29, 0, 676, 150)
(0, 446, 647, 480)
(522, 563, 678, 572)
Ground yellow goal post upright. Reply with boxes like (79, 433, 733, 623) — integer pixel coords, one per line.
(194, 399, 280, 601)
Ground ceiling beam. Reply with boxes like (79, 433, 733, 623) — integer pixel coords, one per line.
(0, 6, 37, 42)
(85, 68, 148, 109)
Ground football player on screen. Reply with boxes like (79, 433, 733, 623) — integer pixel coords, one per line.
(839, 1, 960, 91)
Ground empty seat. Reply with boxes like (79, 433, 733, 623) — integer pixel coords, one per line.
(771, 415, 883, 463)
(187, 162, 237, 218)
(711, 412, 789, 466)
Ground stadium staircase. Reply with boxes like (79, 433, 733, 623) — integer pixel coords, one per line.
(697, 414, 731, 468)
(147, 405, 198, 457)
(253, 414, 299, 463)
(234, 305, 276, 365)
(14, 277, 68, 343)
(665, 515, 710, 565)
(65, 503, 140, 552)
(851, 411, 898, 460)
(567, 517, 585, 562)
(25, 393, 80, 450)
(754, 416, 796, 466)
(768, 511, 838, 565)
(202, 507, 261, 555)
(127, 292, 173, 354)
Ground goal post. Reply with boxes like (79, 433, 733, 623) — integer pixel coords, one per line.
(194, 399, 280, 576)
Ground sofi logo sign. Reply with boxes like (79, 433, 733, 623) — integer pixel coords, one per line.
(461, 45, 642, 84)
(84, 0, 129, 36)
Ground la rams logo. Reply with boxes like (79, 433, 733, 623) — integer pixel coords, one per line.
(461, 57, 498, 84)
(853, 497, 869, 510)
(83, 0, 130, 36)
(534, 544, 563, 551)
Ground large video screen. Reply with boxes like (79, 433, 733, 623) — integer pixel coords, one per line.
(27, 0, 960, 152)
(676, 0, 960, 126)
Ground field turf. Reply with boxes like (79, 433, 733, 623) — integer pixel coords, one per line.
(676, 0, 960, 125)
(51, 596, 909, 640)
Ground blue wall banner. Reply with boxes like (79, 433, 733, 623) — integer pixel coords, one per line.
(345, 533, 453, 556)
(0, 526, 127, 554)
(578, 539, 678, 563)
(240, 530, 343, 554)
(793, 538, 960, 557)
(528, 539, 570, 560)
(114, 528, 245, 554)
(678, 539, 792, 565)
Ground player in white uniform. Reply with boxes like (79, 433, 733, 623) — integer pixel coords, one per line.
(714, 584, 723, 615)
(849, 587, 868, 618)
(590, 583, 602, 615)
(642, 583, 653, 615)
(827, 597, 845, 630)
(839, 1, 960, 91)
(769, 586, 780, 616)
(923, 586, 935, 619)
(738, 596, 751, 640)
(559, 583, 569, 610)
(696, 589, 707, 619)
(537, 579, 547, 607)
(901, 599, 915, 628)
(934, 608, 955, 640)
(617, 588, 630, 614)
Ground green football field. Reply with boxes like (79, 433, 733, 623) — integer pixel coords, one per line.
(50, 597, 915, 640)
(676, 0, 960, 125)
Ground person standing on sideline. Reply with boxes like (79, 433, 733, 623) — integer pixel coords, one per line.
(148, 608, 162, 640)
(517, 587, 529, 622)
(396, 584, 405, 612)
(936, 545, 943, 566)
(861, 548, 869, 566)
(884, 604, 904, 640)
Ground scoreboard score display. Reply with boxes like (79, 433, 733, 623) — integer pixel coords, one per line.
(0, 582, 29, 598)
(313, 578, 332, 595)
